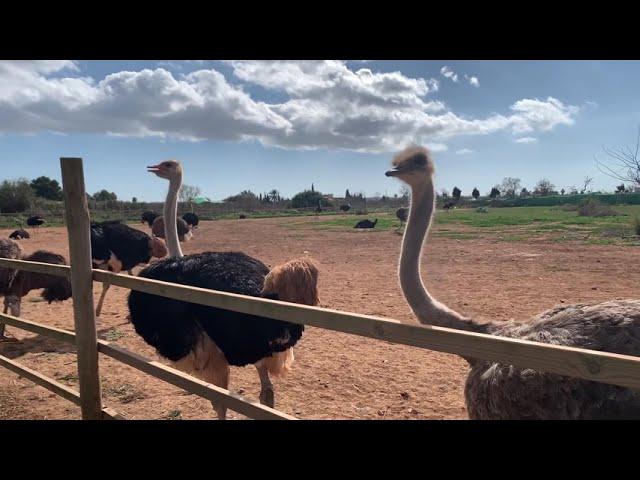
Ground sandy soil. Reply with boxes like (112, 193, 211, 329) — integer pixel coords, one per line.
(1, 216, 638, 420)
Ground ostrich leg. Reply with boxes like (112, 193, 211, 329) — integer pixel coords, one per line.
(256, 363, 275, 408)
(95, 282, 111, 317)
(202, 361, 230, 420)
(0, 296, 20, 342)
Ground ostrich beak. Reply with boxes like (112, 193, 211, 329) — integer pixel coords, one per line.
(147, 164, 162, 173)
(385, 168, 401, 177)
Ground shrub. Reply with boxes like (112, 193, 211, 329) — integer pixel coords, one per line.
(0, 179, 33, 213)
(577, 198, 618, 217)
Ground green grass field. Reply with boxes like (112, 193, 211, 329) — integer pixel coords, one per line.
(288, 205, 640, 245)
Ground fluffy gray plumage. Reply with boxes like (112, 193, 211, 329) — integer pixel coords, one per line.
(465, 300, 640, 419)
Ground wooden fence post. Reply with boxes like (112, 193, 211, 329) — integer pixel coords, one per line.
(60, 157, 103, 420)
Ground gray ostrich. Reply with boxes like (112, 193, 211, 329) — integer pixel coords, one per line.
(386, 146, 640, 419)
(0, 239, 72, 341)
(396, 207, 408, 227)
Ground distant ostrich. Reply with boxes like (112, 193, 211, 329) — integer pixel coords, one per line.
(387, 146, 640, 419)
(26, 215, 45, 235)
(396, 207, 408, 226)
(151, 216, 192, 242)
(0, 239, 72, 341)
(128, 160, 319, 419)
(354, 219, 378, 229)
(9, 229, 30, 240)
(315, 200, 322, 215)
(239, 214, 247, 219)
(340, 204, 351, 213)
(91, 221, 167, 317)
(443, 201, 456, 211)
(182, 212, 199, 229)
(141, 211, 159, 227)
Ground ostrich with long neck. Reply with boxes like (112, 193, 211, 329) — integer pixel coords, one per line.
(387, 146, 640, 419)
(128, 160, 319, 419)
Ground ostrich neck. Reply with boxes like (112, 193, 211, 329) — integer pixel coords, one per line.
(164, 175, 183, 258)
(400, 178, 476, 330)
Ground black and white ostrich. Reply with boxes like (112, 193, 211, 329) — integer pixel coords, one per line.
(354, 218, 378, 229)
(339, 204, 351, 213)
(9, 229, 30, 240)
(151, 216, 193, 242)
(0, 239, 72, 341)
(91, 221, 167, 317)
(182, 212, 199, 229)
(141, 211, 159, 227)
(128, 161, 319, 419)
(387, 146, 640, 419)
(396, 207, 408, 227)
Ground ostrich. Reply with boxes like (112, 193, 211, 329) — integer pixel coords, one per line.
(386, 146, 640, 419)
(91, 221, 167, 317)
(26, 215, 45, 235)
(239, 214, 247, 219)
(141, 211, 159, 227)
(396, 207, 408, 227)
(443, 201, 456, 211)
(182, 212, 199, 229)
(0, 239, 72, 341)
(151, 216, 193, 242)
(354, 219, 378, 229)
(128, 160, 320, 419)
(315, 200, 322, 216)
(9, 229, 30, 240)
(339, 204, 351, 213)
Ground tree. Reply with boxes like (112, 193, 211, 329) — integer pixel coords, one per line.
(179, 184, 202, 203)
(0, 179, 33, 213)
(596, 127, 640, 188)
(440, 189, 449, 199)
(616, 184, 627, 193)
(452, 186, 462, 201)
(560, 188, 565, 196)
(499, 177, 521, 198)
(291, 189, 329, 208)
(30, 176, 63, 201)
(489, 187, 500, 199)
(132, 197, 138, 203)
(311, 183, 315, 193)
(472, 187, 480, 200)
(268, 189, 280, 203)
(93, 189, 117, 202)
(399, 185, 410, 200)
(520, 188, 530, 197)
(345, 189, 351, 198)
(533, 178, 555, 196)
(580, 176, 593, 195)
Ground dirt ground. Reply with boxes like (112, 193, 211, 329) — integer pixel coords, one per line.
(1, 216, 638, 420)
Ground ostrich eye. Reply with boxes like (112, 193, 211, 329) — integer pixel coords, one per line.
(414, 156, 426, 166)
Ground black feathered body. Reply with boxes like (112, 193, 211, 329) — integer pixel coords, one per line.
(26, 216, 45, 227)
(10, 250, 72, 302)
(465, 300, 640, 419)
(127, 251, 304, 366)
(9, 229, 30, 240)
(182, 212, 199, 228)
(141, 211, 159, 227)
(91, 221, 152, 272)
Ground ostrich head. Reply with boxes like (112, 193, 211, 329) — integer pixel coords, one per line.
(147, 160, 182, 181)
(385, 146, 434, 187)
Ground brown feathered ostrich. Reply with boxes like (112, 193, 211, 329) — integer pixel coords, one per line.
(386, 146, 640, 419)
(151, 215, 193, 242)
(0, 239, 72, 342)
(128, 160, 319, 419)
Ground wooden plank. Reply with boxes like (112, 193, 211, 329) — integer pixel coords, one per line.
(94, 269, 640, 391)
(61, 157, 103, 420)
(101, 407, 127, 420)
(97, 341, 297, 420)
(0, 258, 70, 278)
(0, 313, 76, 344)
(0, 354, 81, 405)
(0, 313, 293, 419)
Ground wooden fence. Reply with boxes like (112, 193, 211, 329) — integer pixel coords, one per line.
(1, 157, 640, 420)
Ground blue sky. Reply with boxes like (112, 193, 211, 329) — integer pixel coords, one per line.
(1, 60, 640, 201)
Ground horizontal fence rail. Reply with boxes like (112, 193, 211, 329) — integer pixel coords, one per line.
(0, 311, 294, 420)
(1, 257, 640, 393)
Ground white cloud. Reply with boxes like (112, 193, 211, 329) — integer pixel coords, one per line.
(456, 148, 474, 154)
(515, 137, 538, 144)
(468, 76, 480, 87)
(440, 66, 459, 83)
(425, 143, 448, 152)
(0, 60, 580, 154)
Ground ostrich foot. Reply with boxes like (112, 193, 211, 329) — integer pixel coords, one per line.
(259, 386, 275, 408)
(0, 333, 20, 343)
